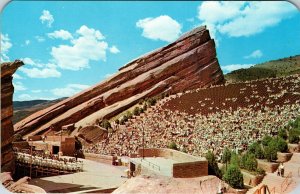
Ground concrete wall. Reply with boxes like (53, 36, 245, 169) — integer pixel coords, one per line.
(288, 144, 300, 153)
(138, 148, 208, 178)
(46, 136, 68, 142)
(12, 141, 29, 150)
(257, 160, 279, 173)
(241, 171, 264, 187)
(173, 161, 208, 178)
(61, 137, 75, 156)
(84, 153, 117, 165)
(277, 152, 293, 163)
(138, 148, 205, 162)
(27, 135, 42, 141)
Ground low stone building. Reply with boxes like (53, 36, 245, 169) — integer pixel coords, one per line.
(130, 148, 208, 178)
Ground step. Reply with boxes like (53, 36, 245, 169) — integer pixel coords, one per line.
(290, 153, 300, 163)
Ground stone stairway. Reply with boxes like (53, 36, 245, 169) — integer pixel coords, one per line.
(286, 153, 300, 178)
(247, 153, 300, 194)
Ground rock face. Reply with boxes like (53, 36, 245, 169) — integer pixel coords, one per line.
(14, 26, 224, 137)
(1, 60, 24, 173)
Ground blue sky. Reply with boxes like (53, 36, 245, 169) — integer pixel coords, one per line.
(1, 1, 300, 101)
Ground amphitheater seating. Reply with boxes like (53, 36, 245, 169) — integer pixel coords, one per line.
(15, 152, 83, 178)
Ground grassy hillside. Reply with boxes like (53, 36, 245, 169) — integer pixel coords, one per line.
(13, 97, 67, 124)
(225, 55, 300, 83)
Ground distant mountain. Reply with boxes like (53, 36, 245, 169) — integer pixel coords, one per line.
(13, 97, 67, 124)
(225, 55, 300, 83)
(14, 100, 50, 109)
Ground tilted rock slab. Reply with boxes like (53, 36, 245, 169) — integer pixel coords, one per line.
(14, 26, 224, 138)
(1, 60, 24, 173)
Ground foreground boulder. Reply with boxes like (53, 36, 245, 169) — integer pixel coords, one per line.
(14, 26, 224, 138)
(1, 60, 24, 173)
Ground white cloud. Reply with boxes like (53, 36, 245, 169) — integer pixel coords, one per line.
(109, 45, 120, 54)
(136, 15, 182, 42)
(222, 64, 254, 73)
(25, 40, 30, 45)
(22, 57, 43, 67)
(1, 33, 12, 62)
(244, 50, 263, 59)
(20, 66, 61, 78)
(48, 30, 73, 40)
(51, 25, 108, 71)
(186, 18, 195, 23)
(40, 10, 54, 27)
(17, 94, 33, 101)
(16, 94, 55, 101)
(20, 58, 61, 78)
(51, 84, 90, 97)
(13, 81, 27, 91)
(31, 90, 42, 93)
(13, 73, 24, 80)
(17, 94, 55, 101)
(197, 1, 297, 40)
(35, 36, 45, 42)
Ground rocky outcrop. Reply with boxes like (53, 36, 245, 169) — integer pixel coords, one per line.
(14, 26, 224, 137)
(1, 60, 24, 173)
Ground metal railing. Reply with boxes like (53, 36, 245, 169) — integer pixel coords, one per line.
(254, 184, 275, 194)
(281, 171, 292, 193)
(140, 158, 160, 171)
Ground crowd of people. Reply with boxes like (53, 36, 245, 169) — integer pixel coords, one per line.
(84, 75, 300, 160)
(14, 148, 83, 172)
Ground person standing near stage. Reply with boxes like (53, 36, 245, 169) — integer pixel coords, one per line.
(279, 163, 285, 177)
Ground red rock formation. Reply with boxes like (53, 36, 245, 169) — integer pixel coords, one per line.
(1, 60, 24, 173)
(14, 26, 224, 137)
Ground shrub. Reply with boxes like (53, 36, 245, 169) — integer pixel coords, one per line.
(205, 151, 222, 178)
(262, 135, 272, 146)
(168, 142, 178, 150)
(289, 117, 300, 129)
(100, 119, 111, 129)
(256, 168, 265, 176)
(278, 128, 288, 140)
(264, 145, 277, 162)
(139, 107, 144, 113)
(223, 164, 244, 189)
(254, 144, 265, 159)
(222, 147, 231, 164)
(115, 119, 120, 125)
(220, 165, 226, 178)
(120, 115, 128, 125)
(13, 133, 23, 142)
(147, 98, 157, 106)
(245, 153, 257, 171)
(240, 153, 247, 170)
(289, 129, 300, 144)
(138, 99, 144, 105)
(133, 107, 140, 116)
(230, 152, 239, 166)
(126, 111, 133, 119)
(248, 142, 259, 154)
(143, 103, 148, 111)
(240, 152, 257, 172)
(275, 137, 288, 152)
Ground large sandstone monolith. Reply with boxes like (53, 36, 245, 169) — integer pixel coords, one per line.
(15, 26, 224, 138)
(1, 60, 24, 173)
